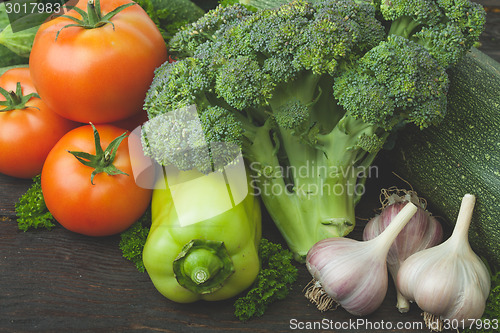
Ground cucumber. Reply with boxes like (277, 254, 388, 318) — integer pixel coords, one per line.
(385, 48, 500, 267)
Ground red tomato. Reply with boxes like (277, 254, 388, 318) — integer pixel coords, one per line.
(41, 124, 153, 236)
(0, 67, 77, 179)
(29, 0, 168, 124)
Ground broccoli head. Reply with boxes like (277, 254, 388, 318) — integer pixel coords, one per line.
(141, 0, 483, 261)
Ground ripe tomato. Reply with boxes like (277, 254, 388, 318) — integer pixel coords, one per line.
(41, 124, 153, 236)
(29, 0, 168, 124)
(0, 67, 77, 178)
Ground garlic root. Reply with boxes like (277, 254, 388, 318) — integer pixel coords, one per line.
(304, 279, 338, 312)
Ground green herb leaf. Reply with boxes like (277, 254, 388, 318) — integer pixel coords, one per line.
(119, 209, 151, 273)
(234, 238, 298, 321)
(15, 175, 56, 231)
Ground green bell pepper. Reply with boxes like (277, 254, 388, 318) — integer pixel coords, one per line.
(143, 166, 262, 303)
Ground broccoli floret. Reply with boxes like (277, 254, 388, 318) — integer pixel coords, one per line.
(141, 0, 483, 261)
(215, 56, 275, 109)
(378, 0, 486, 68)
(169, 4, 253, 58)
(334, 35, 448, 130)
(135, 0, 205, 44)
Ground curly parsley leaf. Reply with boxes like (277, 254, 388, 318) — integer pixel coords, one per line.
(119, 209, 151, 273)
(234, 238, 298, 321)
(15, 174, 56, 231)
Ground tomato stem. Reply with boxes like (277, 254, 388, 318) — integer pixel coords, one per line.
(8, 91, 22, 105)
(68, 123, 130, 185)
(87, 0, 102, 27)
(0, 82, 39, 112)
(55, 0, 136, 41)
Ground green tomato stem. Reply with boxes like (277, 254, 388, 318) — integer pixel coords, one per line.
(0, 82, 39, 112)
(8, 90, 22, 105)
(55, 0, 136, 40)
(67, 123, 129, 185)
(87, 0, 102, 27)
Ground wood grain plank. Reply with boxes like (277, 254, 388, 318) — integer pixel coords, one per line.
(1, 5, 499, 333)
(479, 6, 500, 63)
(0, 174, 31, 218)
(0, 169, 456, 333)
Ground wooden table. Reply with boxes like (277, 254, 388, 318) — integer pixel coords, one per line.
(1, 2, 499, 332)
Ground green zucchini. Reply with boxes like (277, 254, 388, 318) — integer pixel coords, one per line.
(0, 2, 29, 67)
(0, 44, 27, 67)
(385, 48, 500, 267)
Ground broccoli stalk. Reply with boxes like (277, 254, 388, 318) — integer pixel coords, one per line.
(142, 0, 483, 261)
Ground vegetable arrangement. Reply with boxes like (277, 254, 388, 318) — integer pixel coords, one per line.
(1, 0, 168, 238)
(2, 0, 499, 329)
(305, 192, 491, 331)
(141, 0, 484, 263)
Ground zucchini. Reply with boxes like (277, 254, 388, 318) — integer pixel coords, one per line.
(0, 44, 28, 67)
(0, 2, 29, 67)
(385, 48, 500, 268)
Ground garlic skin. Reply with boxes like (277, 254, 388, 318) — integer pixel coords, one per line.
(396, 194, 490, 329)
(306, 238, 390, 316)
(306, 202, 418, 316)
(363, 192, 443, 313)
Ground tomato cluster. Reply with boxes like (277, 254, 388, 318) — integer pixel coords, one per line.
(0, 0, 167, 236)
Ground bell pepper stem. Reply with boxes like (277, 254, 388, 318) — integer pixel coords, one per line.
(173, 239, 235, 295)
(183, 248, 223, 284)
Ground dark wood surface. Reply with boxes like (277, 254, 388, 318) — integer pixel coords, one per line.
(0, 171, 451, 333)
(1, 2, 499, 333)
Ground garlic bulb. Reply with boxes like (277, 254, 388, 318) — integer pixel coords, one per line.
(305, 202, 417, 316)
(363, 189, 443, 313)
(396, 194, 490, 331)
